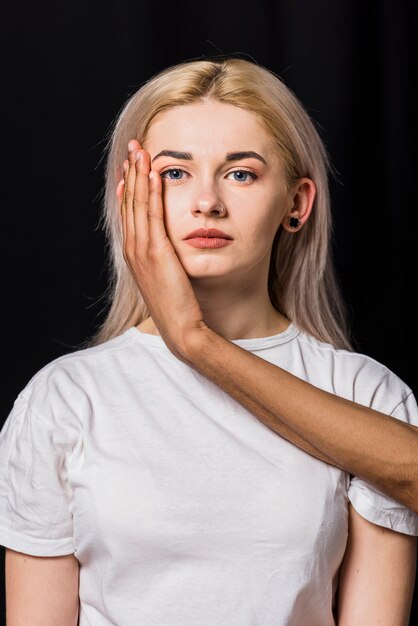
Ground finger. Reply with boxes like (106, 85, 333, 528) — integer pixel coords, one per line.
(120, 159, 135, 265)
(117, 170, 127, 212)
(148, 165, 168, 248)
(120, 161, 131, 256)
(133, 149, 150, 244)
(122, 155, 137, 259)
(116, 178, 125, 201)
(126, 138, 142, 153)
(123, 142, 138, 215)
(116, 177, 125, 230)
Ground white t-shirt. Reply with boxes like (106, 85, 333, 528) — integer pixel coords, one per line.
(1, 323, 417, 625)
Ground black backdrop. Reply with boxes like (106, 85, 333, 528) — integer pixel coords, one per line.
(1, 0, 417, 622)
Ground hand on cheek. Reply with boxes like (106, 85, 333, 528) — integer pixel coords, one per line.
(115, 139, 208, 360)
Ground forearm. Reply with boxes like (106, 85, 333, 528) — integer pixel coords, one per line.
(181, 327, 418, 512)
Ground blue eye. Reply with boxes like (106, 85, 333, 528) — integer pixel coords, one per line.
(160, 168, 184, 181)
(159, 167, 258, 184)
(228, 170, 257, 184)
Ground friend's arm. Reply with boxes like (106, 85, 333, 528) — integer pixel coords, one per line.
(337, 505, 417, 625)
(181, 328, 418, 513)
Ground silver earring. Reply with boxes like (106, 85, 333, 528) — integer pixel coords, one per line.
(288, 216, 301, 229)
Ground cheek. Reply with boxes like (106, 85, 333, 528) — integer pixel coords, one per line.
(241, 202, 284, 257)
(246, 200, 283, 237)
(246, 220, 274, 257)
(161, 188, 186, 240)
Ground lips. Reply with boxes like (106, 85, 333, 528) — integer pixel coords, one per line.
(184, 228, 233, 240)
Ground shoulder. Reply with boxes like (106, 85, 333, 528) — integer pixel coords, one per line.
(16, 330, 136, 415)
(293, 328, 414, 415)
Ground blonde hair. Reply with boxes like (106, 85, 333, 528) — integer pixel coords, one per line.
(90, 56, 352, 350)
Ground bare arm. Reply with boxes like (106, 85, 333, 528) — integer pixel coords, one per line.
(180, 328, 418, 513)
(117, 138, 418, 513)
(5, 549, 79, 626)
(338, 504, 417, 624)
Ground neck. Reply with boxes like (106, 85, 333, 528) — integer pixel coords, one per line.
(195, 285, 288, 340)
(138, 278, 289, 341)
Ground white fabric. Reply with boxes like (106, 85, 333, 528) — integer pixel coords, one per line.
(1, 323, 417, 625)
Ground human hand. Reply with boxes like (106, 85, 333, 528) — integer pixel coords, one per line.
(116, 139, 209, 361)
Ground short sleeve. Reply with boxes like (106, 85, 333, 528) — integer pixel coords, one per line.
(0, 392, 76, 556)
(347, 390, 418, 536)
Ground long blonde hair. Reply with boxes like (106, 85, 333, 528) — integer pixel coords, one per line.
(90, 57, 352, 350)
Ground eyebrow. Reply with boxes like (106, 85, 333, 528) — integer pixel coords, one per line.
(151, 150, 267, 165)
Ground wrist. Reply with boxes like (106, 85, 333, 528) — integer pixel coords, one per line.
(178, 324, 218, 366)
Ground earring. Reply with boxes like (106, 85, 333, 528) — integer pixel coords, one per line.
(288, 216, 301, 229)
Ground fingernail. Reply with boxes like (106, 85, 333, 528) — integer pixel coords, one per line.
(135, 150, 141, 162)
(149, 171, 155, 181)
(128, 141, 135, 152)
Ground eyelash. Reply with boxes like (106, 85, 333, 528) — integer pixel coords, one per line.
(159, 167, 258, 185)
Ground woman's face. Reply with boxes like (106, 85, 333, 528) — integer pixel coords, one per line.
(142, 99, 294, 283)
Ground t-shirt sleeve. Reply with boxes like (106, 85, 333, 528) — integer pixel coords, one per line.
(347, 389, 418, 536)
(0, 391, 76, 556)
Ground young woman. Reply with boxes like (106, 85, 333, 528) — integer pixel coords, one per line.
(1, 57, 417, 625)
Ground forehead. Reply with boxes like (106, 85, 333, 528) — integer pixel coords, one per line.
(143, 100, 275, 152)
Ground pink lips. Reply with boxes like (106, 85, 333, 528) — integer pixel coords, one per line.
(185, 237, 233, 248)
(183, 228, 233, 240)
(183, 227, 233, 249)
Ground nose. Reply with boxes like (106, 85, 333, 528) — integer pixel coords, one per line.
(192, 188, 226, 217)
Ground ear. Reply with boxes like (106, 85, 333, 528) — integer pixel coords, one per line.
(281, 177, 316, 232)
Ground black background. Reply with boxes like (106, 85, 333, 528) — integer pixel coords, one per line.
(1, 0, 417, 622)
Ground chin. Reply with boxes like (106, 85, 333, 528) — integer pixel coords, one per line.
(178, 250, 226, 269)
(186, 268, 230, 279)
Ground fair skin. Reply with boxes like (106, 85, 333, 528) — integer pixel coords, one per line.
(5, 549, 79, 625)
(338, 508, 417, 624)
(139, 99, 306, 341)
(117, 98, 416, 621)
(6, 99, 416, 624)
(125, 99, 418, 512)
